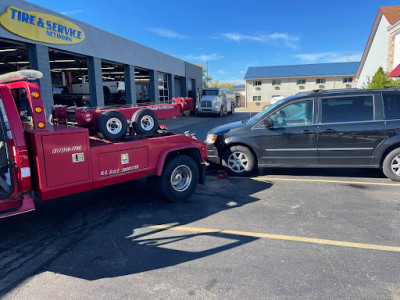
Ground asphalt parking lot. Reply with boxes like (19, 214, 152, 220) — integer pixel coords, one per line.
(1, 112, 400, 299)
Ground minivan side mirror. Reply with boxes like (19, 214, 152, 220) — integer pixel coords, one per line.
(263, 117, 273, 128)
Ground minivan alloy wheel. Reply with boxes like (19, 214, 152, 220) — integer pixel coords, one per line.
(227, 152, 249, 173)
(391, 155, 400, 176)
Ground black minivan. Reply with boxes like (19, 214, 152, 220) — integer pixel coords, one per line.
(206, 89, 400, 181)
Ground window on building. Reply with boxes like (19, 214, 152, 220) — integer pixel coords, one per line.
(321, 96, 374, 123)
(158, 73, 169, 103)
(343, 77, 353, 83)
(296, 79, 306, 85)
(383, 93, 400, 120)
(316, 78, 326, 84)
(272, 80, 281, 85)
(253, 96, 261, 101)
(253, 81, 262, 86)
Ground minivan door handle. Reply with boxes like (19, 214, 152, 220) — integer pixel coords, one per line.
(301, 129, 315, 134)
(321, 129, 335, 134)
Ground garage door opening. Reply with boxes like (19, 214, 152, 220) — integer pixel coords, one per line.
(135, 68, 151, 105)
(49, 48, 90, 107)
(158, 72, 169, 104)
(101, 60, 125, 105)
(0, 38, 29, 74)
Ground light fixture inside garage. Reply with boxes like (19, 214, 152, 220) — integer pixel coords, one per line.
(49, 60, 76, 63)
(0, 48, 17, 52)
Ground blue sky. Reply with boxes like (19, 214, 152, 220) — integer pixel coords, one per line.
(28, 0, 400, 83)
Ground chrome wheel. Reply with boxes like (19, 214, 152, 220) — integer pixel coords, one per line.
(106, 117, 123, 134)
(227, 152, 249, 173)
(170, 165, 192, 192)
(141, 115, 155, 131)
(391, 155, 400, 176)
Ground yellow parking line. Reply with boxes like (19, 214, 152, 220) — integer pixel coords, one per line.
(253, 177, 400, 187)
(149, 225, 400, 252)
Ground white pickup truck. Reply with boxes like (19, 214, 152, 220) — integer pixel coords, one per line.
(71, 75, 125, 95)
(71, 75, 125, 105)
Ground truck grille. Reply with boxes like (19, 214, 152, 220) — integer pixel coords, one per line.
(201, 101, 212, 108)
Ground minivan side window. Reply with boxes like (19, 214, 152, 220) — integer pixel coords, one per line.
(321, 96, 373, 123)
(383, 94, 400, 120)
(269, 99, 313, 126)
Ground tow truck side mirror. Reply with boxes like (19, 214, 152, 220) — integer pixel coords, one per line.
(263, 117, 273, 128)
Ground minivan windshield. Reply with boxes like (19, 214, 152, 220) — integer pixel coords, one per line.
(246, 97, 289, 126)
(202, 90, 218, 96)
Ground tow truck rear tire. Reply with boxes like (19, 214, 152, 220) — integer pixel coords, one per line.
(97, 110, 128, 141)
(132, 109, 159, 136)
(157, 154, 199, 202)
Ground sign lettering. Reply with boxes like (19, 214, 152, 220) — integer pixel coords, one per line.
(0, 6, 85, 45)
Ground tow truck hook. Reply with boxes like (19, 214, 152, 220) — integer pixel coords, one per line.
(184, 130, 197, 140)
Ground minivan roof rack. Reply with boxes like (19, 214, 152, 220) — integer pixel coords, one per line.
(384, 85, 400, 89)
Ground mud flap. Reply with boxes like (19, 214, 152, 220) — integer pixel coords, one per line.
(199, 163, 206, 185)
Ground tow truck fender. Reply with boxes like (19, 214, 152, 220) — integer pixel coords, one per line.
(155, 144, 206, 184)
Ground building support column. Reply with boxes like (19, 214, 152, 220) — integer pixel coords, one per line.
(149, 70, 159, 104)
(124, 65, 136, 105)
(182, 77, 188, 97)
(28, 44, 53, 115)
(168, 74, 175, 99)
(88, 57, 104, 107)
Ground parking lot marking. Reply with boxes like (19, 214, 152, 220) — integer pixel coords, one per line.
(149, 225, 400, 253)
(253, 177, 400, 187)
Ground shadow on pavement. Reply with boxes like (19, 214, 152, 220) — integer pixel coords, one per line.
(0, 174, 272, 294)
(258, 167, 386, 179)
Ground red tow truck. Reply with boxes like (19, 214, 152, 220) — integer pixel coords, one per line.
(0, 70, 206, 218)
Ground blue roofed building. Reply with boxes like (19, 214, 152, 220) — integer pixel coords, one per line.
(244, 62, 359, 108)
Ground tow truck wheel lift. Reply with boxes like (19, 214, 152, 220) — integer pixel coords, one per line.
(0, 70, 206, 218)
(51, 93, 194, 141)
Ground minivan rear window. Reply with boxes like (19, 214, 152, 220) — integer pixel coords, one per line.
(321, 96, 374, 123)
(383, 94, 400, 120)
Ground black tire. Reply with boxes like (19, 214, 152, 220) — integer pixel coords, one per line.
(103, 87, 113, 105)
(97, 110, 128, 141)
(222, 145, 256, 176)
(131, 108, 159, 135)
(228, 103, 234, 115)
(382, 148, 400, 181)
(156, 154, 199, 202)
(219, 107, 223, 117)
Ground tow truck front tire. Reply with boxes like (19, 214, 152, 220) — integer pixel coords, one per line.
(157, 154, 199, 202)
(97, 110, 128, 141)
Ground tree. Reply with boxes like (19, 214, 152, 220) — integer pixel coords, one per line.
(364, 67, 400, 89)
(195, 64, 212, 88)
(209, 80, 240, 91)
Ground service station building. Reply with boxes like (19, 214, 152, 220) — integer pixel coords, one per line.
(0, 0, 202, 114)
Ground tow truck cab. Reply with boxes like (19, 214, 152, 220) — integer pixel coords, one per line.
(0, 70, 207, 218)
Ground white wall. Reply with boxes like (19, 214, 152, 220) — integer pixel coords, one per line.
(394, 33, 400, 68)
(246, 76, 355, 104)
(357, 16, 390, 88)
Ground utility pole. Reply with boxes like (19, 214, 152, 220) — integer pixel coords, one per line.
(206, 62, 209, 87)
